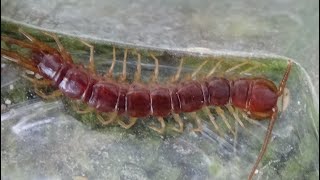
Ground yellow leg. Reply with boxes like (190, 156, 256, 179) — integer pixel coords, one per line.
(34, 88, 62, 99)
(22, 75, 52, 86)
(71, 101, 93, 114)
(97, 112, 118, 125)
(171, 58, 184, 82)
(226, 105, 245, 128)
(171, 113, 184, 133)
(190, 112, 203, 132)
(80, 40, 96, 73)
(225, 61, 249, 73)
(215, 107, 235, 135)
(203, 107, 223, 136)
(149, 117, 166, 134)
(191, 60, 208, 79)
(206, 60, 222, 78)
(134, 52, 142, 82)
(119, 49, 128, 82)
(240, 64, 260, 74)
(118, 117, 137, 129)
(149, 53, 159, 82)
(106, 46, 117, 78)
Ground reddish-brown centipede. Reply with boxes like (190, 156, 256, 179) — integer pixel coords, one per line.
(1, 29, 292, 180)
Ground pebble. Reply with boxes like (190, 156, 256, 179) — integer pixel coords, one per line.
(25, 70, 35, 75)
(5, 99, 11, 105)
(35, 74, 43, 79)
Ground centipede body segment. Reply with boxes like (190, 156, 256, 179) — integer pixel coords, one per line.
(1, 29, 292, 180)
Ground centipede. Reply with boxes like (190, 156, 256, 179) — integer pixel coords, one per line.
(1, 29, 292, 180)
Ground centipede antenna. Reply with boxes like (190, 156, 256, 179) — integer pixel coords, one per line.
(149, 117, 166, 134)
(226, 105, 245, 128)
(190, 112, 203, 132)
(225, 61, 249, 73)
(171, 113, 184, 133)
(118, 117, 137, 129)
(171, 58, 184, 82)
(1, 36, 36, 50)
(248, 107, 278, 180)
(134, 52, 142, 82)
(277, 60, 292, 96)
(206, 60, 222, 78)
(106, 46, 117, 78)
(80, 40, 96, 73)
(119, 49, 128, 82)
(43, 31, 73, 63)
(214, 107, 235, 135)
(150, 53, 159, 82)
(98, 112, 117, 125)
(203, 107, 223, 136)
(1, 49, 40, 73)
(191, 60, 208, 79)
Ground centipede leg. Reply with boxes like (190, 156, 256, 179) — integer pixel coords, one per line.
(225, 61, 249, 73)
(203, 107, 223, 136)
(171, 58, 184, 82)
(248, 107, 278, 180)
(106, 46, 117, 78)
(118, 117, 137, 129)
(22, 75, 52, 86)
(150, 53, 159, 82)
(134, 52, 142, 82)
(206, 60, 222, 78)
(191, 60, 208, 79)
(215, 107, 235, 135)
(118, 49, 128, 82)
(34, 88, 62, 99)
(42, 31, 73, 63)
(80, 40, 96, 73)
(97, 112, 117, 125)
(240, 63, 261, 75)
(149, 117, 166, 134)
(171, 113, 184, 133)
(226, 105, 245, 128)
(70, 101, 93, 114)
(190, 112, 203, 132)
